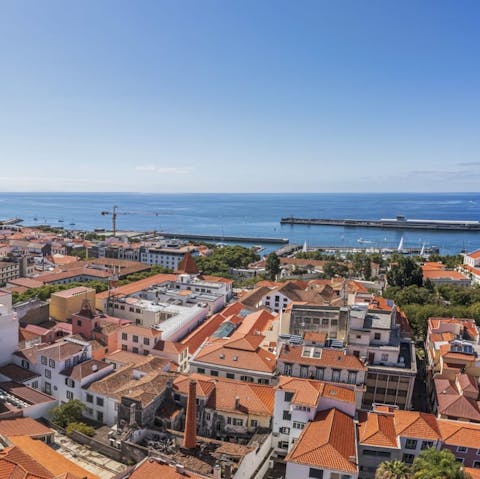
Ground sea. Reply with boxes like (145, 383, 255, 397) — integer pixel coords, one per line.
(0, 192, 479, 255)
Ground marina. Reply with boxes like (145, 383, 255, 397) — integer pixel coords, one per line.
(280, 215, 480, 231)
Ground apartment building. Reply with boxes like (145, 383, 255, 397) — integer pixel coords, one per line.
(347, 304, 417, 410)
(272, 376, 356, 457)
(0, 261, 20, 285)
(0, 290, 19, 366)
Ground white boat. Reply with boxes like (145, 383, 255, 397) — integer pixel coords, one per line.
(357, 238, 373, 244)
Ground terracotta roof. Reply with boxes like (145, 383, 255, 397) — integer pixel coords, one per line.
(194, 335, 277, 374)
(176, 252, 200, 275)
(277, 376, 355, 407)
(0, 382, 55, 406)
(153, 340, 187, 354)
(393, 410, 441, 441)
(466, 249, 480, 259)
(358, 410, 398, 448)
(286, 408, 357, 473)
(128, 458, 207, 479)
(303, 331, 327, 344)
(9, 436, 98, 479)
(36, 341, 84, 361)
(465, 468, 480, 479)
(60, 359, 112, 381)
(278, 344, 367, 371)
(180, 302, 244, 355)
(239, 287, 272, 309)
(0, 364, 40, 383)
(174, 373, 274, 416)
(120, 324, 162, 338)
(437, 419, 480, 449)
(0, 445, 53, 479)
(0, 418, 53, 438)
(96, 273, 177, 300)
(423, 269, 469, 281)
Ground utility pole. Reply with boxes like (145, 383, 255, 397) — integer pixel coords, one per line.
(101, 205, 118, 236)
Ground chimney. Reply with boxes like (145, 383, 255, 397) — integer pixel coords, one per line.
(213, 464, 222, 479)
(183, 379, 197, 449)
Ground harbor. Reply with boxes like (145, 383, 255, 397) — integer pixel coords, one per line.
(280, 215, 480, 231)
(159, 232, 289, 244)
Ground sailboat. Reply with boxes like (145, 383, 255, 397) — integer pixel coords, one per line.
(302, 240, 308, 253)
(397, 236, 405, 253)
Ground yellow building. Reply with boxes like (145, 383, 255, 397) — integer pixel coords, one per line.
(49, 286, 96, 322)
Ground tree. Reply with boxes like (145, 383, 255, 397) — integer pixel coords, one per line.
(388, 257, 423, 287)
(323, 260, 349, 278)
(376, 460, 412, 479)
(265, 253, 280, 280)
(52, 399, 85, 428)
(66, 421, 95, 437)
(412, 448, 472, 479)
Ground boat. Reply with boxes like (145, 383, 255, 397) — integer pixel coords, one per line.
(357, 238, 373, 244)
(58, 218, 64, 223)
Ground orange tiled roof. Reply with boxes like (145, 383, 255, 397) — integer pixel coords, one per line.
(286, 409, 357, 473)
(277, 376, 355, 407)
(358, 410, 398, 448)
(194, 334, 277, 373)
(0, 445, 53, 479)
(393, 410, 441, 441)
(437, 419, 480, 449)
(128, 458, 207, 479)
(466, 249, 480, 259)
(278, 344, 367, 371)
(9, 436, 98, 479)
(176, 252, 200, 275)
(0, 418, 53, 438)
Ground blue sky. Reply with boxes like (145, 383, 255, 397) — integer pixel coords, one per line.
(0, 0, 479, 192)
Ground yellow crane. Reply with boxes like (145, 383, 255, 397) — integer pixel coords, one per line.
(101, 205, 118, 236)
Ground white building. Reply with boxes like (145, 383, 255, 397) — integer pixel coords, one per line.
(0, 290, 19, 367)
(272, 376, 356, 457)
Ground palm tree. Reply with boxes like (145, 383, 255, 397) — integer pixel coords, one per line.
(412, 448, 471, 479)
(376, 459, 412, 479)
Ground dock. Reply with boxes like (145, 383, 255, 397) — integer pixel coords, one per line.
(309, 245, 440, 255)
(159, 232, 289, 244)
(280, 216, 480, 231)
(0, 217, 23, 226)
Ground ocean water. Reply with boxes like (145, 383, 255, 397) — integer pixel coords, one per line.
(0, 192, 479, 255)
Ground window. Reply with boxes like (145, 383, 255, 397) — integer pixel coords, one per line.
(227, 417, 232, 424)
(226, 373, 235, 379)
(132, 335, 139, 343)
(279, 441, 289, 449)
(347, 371, 357, 384)
(284, 392, 294, 402)
(309, 468, 323, 478)
(457, 446, 468, 453)
(44, 382, 51, 395)
(121, 344, 127, 351)
(97, 411, 104, 423)
(402, 454, 415, 464)
(122, 333, 127, 340)
(86, 394, 93, 403)
(65, 378, 75, 388)
(283, 364, 292, 375)
(293, 421, 305, 429)
(210, 370, 219, 377)
(258, 378, 269, 384)
(21, 360, 29, 369)
(96, 397, 104, 407)
(316, 368, 324, 380)
(300, 365, 309, 378)
(332, 369, 341, 382)
(41, 356, 47, 365)
(143, 337, 150, 345)
(85, 407, 93, 415)
(232, 418, 243, 426)
(405, 439, 417, 450)
(374, 333, 381, 340)
(240, 376, 254, 382)
(77, 320, 82, 326)
(44, 369, 51, 379)
(31, 381, 38, 389)
(363, 450, 391, 458)
(66, 391, 74, 400)
(279, 427, 290, 434)
(143, 350, 149, 355)
(283, 410, 291, 421)
(381, 353, 389, 362)
(456, 458, 464, 464)
(197, 368, 205, 374)
(473, 461, 480, 468)
(421, 441, 434, 450)
(205, 413, 211, 421)
(132, 347, 139, 354)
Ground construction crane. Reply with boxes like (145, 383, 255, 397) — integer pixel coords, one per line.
(101, 205, 118, 236)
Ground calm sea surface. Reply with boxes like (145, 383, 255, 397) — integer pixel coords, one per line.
(0, 193, 479, 255)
